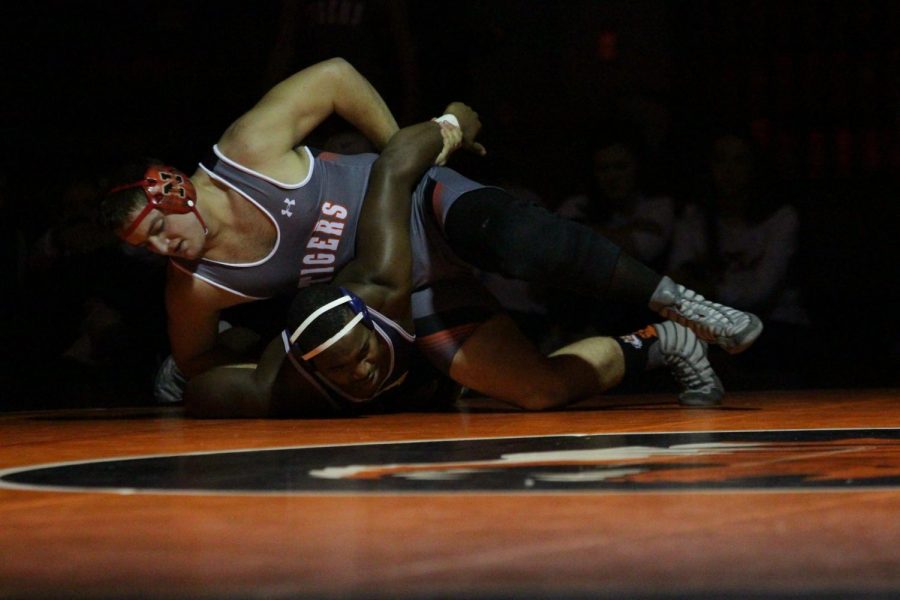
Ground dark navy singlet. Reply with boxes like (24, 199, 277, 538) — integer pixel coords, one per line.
(280, 306, 414, 408)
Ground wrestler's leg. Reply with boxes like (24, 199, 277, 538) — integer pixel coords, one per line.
(442, 188, 762, 353)
(442, 189, 635, 300)
(448, 313, 624, 410)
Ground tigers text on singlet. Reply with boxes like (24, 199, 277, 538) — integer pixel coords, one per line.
(171, 145, 488, 299)
(171, 145, 497, 372)
(170, 145, 374, 298)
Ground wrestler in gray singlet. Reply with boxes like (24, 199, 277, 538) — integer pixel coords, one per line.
(172, 145, 499, 372)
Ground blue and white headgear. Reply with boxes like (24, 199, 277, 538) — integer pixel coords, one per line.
(288, 288, 372, 361)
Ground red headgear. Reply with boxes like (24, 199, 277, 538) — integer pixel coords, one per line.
(110, 165, 207, 238)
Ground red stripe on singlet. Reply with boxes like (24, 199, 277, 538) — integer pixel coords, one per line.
(416, 323, 479, 350)
(431, 181, 446, 229)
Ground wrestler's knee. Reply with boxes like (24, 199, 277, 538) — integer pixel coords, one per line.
(443, 189, 538, 275)
(485, 358, 573, 411)
(446, 313, 577, 411)
(513, 379, 571, 411)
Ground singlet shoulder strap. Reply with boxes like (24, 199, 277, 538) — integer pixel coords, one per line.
(199, 147, 220, 171)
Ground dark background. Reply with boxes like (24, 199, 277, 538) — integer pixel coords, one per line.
(1, 1, 897, 410)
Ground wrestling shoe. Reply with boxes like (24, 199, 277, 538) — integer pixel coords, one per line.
(153, 354, 187, 404)
(649, 276, 763, 354)
(654, 321, 724, 407)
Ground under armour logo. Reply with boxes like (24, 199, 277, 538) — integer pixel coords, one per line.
(281, 198, 296, 218)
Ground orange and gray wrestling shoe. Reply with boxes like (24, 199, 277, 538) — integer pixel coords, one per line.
(655, 320, 724, 407)
(649, 276, 763, 355)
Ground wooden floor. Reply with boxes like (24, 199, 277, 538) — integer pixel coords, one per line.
(2, 388, 900, 599)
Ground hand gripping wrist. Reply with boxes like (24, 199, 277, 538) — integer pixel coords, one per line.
(432, 114, 462, 165)
(432, 113, 461, 128)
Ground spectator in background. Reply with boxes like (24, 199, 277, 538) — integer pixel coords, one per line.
(667, 129, 810, 384)
(265, 0, 420, 130)
(548, 124, 675, 350)
(557, 123, 674, 271)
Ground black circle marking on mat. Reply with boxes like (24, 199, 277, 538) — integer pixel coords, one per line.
(3, 428, 900, 495)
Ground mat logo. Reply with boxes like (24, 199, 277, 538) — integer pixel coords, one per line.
(310, 435, 900, 489)
(2, 429, 900, 494)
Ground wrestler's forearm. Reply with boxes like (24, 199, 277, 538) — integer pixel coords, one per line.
(378, 121, 447, 187)
(336, 121, 445, 294)
(173, 343, 258, 380)
(184, 365, 270, 418)
(183, 337, 284, 418)
(331, 58, 399, 149)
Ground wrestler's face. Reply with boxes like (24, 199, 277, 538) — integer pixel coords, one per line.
(121, 207, 206, 260)
(313, 320, 389, 399)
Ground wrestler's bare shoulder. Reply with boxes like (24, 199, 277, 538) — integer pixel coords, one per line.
(217, 133, 312, 186)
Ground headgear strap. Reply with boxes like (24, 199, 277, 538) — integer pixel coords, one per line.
(288, 290, 372, 361)
(300, 313, 365, 361)
(110, 165, 207, 238)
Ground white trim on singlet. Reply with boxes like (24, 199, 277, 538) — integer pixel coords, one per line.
(213, 144, 315, 189)
(169, 260, 268, 300)
(195, 166, 282, 268)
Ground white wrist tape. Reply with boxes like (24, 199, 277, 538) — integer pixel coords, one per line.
(433, 113, 460, 128)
